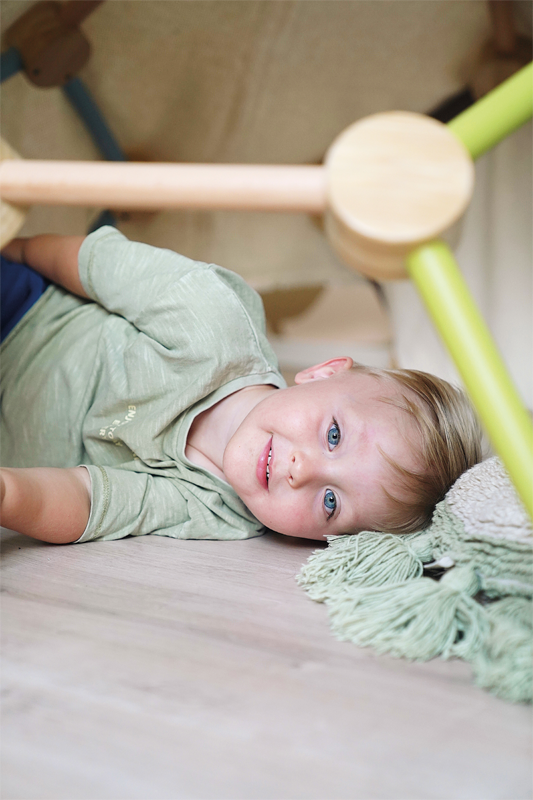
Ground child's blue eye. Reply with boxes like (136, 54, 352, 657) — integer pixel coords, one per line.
(324, 489, 337, 519)
(327, 420, 341, 449)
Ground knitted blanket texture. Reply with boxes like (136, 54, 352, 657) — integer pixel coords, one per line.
(297, 457, 533, 703)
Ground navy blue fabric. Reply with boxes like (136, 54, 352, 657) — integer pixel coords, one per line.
(0, 47, 23, 83)
(1, 256, 49, 342)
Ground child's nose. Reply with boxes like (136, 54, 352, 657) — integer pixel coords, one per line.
(288, 450, 316, 488)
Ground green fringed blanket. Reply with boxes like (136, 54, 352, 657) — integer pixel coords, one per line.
(297, 457, 532, 703)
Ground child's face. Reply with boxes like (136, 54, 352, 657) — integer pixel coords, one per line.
(222, 361, 420, 539)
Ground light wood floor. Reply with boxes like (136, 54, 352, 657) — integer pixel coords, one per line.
(1, 527, 531, 800)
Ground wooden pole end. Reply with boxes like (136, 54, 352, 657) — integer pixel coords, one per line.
(325, 112, 475, 280)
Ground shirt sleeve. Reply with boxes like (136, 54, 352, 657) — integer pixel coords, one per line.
(77, 226, 272, 366)
(76, 464, 264, 543)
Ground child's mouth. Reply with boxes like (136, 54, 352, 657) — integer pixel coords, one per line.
(266, 446, 272, 485)
(257, 437, 273, 490)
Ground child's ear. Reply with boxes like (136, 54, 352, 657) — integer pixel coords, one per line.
(294, 357, 354, 384)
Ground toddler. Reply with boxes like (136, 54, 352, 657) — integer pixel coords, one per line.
(0, 227, 482, 544)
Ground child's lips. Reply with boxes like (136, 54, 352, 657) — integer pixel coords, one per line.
(256, 436, 273, 490)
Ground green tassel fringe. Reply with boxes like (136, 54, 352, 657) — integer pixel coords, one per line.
(297, 530, 435, 601)
(328, 565, 488, 661)
(471, 598, 533, 703)
(297, 490, 532, 703)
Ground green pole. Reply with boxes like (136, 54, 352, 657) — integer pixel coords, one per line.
(448, 62, 533, 160)
(407, 241, 533, 518)
(404, 65, 533, 516)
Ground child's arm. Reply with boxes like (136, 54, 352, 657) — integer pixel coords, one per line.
(1, 235, 88, 298)
(0, 467, 91, 543)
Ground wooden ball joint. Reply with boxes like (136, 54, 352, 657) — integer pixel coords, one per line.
(324, 111, 475, 280)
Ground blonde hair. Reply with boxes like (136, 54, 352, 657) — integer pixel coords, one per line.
(350, 363, 483, 534)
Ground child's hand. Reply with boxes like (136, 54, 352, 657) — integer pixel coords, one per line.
(1, 234, 88, 298)
(1, 237, 27, 264)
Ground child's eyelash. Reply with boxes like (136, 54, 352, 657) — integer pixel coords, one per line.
(324, 489, 337, 520)
(327, 418, 341, 449)
(323, 420, 340, 520)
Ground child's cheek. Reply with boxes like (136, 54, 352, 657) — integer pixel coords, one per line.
(278, 502, 315, 537)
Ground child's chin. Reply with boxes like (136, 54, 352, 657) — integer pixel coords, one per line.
(274, 529, 328, 542)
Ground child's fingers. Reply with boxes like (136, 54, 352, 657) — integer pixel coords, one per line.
(1, 237, 26, 264)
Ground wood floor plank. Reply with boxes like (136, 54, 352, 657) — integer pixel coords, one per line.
(1, 529, 531, 800)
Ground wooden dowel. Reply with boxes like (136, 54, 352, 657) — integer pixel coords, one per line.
(59, 0, 105, 29)
(0, 160, 327, 213)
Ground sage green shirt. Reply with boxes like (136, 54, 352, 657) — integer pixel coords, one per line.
(0, 226, 285, 542)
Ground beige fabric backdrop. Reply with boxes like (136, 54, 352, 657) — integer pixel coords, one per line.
(1, 0, 492, 286)
(1, 0, 531, 399)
